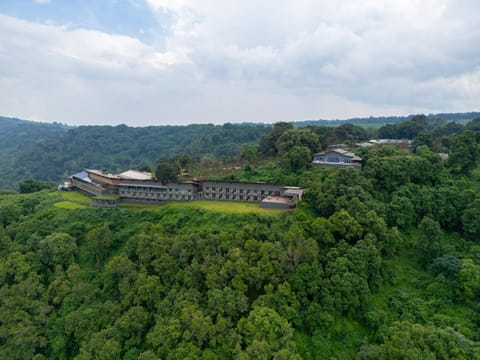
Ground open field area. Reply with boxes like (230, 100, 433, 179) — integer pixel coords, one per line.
(56, 191, 285, 214)
(60, 191, 93, 205)
(162, 200, 286, 214)
(54, 201, 89, 209)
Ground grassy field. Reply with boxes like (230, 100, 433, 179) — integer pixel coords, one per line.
(60, 191, 93, 205)
(56, 191, 284, 214)
(163, 200, 286, 214)
(54, 201, 89, 209)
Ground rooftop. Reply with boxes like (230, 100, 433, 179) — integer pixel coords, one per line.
(261, 196, 291, 204)
(72, 171, 92, 183)
(313, 148, 362, 161)
(118, 170, 153, 181)
(86, 169, 120, 179)
(283, 188, 304, 197)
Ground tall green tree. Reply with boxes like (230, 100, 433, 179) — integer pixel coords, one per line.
(286, 146, 311, 173)
(449, 130, 480, 174)
(155, 159, 179, 185)
(415, 216, 442, 268)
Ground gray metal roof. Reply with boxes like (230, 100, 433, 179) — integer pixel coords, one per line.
(72, 171, 92, 183)
(283, 188, 304, 196)
(313, 148, 362, 160)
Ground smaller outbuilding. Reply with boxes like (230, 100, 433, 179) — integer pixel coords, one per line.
(312, 148, 362, 169)
(260, 196, 293, 209)
(281, 187, 304, 201)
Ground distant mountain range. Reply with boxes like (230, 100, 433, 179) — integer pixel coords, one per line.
(292, 112, 480, 127)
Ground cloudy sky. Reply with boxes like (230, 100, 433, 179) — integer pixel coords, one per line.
(0, 0, 479, 126)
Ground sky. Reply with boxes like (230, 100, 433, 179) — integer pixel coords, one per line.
(0, 0, 479, 126)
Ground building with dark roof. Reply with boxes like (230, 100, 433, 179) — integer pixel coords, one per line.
(312, 148, 362, 169)
(65, 169, 303, 208)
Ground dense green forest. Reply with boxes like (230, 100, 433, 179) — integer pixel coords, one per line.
(0, 117, 269, 190)
(1, 112, 478, 190)
(2, 115, 480, 358)
(294, 112, 480, 127)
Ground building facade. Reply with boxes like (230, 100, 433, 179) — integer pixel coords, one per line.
(66, 169, 303, 208)
(201, 181, 284, 202)
(312, 149, 362, 169)
(117, 181, 201, 203)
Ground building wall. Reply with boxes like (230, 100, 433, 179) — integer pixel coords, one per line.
(260, 201, 291, 209)
(313, 152, 353, 163)
(117, 182, 200, 201)
(87, 171, 121, 186)
(71, 178, 105, 196)
(92, 198, 118, 208)
(70, 171, 301, 206)
(201, 181, 283, 202)
(312, 152, 362, 169)
(312, 161, 362, 170)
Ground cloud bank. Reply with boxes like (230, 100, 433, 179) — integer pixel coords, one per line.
(0, 0, 479, 125)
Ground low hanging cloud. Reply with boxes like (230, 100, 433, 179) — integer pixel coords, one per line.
(0, 0, 479, 125)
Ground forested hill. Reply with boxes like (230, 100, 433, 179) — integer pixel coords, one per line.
(2, 141, 480, 357)
(0, 117, 70, 190)
(0, 117, 269, 190)
(1, 112, 479, 190)
(294, 112, 480, 127)
(2, 115, 480, 357)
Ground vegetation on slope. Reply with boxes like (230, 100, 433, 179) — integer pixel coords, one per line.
(1, 112, 478, 190)
(2, 134, 480, 358)
(0, 119, 269, 190)
(1, 115, 480, 358)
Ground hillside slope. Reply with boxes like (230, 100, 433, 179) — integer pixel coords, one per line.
(0, 118, 268, 189)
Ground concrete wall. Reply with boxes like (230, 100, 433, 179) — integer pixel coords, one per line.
(260, 200, 291, 209)
(92, 198, 118, 208)
(312, 161, 362, 170)
(201, 181, 283, 202)
(117, 182, 199, 201)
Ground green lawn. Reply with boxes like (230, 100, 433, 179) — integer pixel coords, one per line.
(54, 201, 89, 209)
(163, 200, 285, 214)
(57, 191, 285, 214)
(53, 191, 92, 209)
(60, 191, 93, 205)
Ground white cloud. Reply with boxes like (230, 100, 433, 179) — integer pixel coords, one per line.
(1, 0, 480, 125)
(34, 0, 51, 4)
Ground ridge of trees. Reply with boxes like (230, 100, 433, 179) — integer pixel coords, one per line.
(1, 112, 479, 190)
(2, 113, 480, 357)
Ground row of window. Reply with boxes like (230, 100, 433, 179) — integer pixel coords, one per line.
(205, 189, 276, 195)
(121, 192, 193, 200)
(119, 186, 193, 193)
(205, 194, 259, 201)
(204, 186, 279, 192)
(315, 156, 352, 164)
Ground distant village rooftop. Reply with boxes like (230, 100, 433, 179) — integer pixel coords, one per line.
(355, 139, 412, 148)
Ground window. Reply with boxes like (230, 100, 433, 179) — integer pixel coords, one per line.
(343, 158, 351, 163)
(326, 156, 340, 163)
